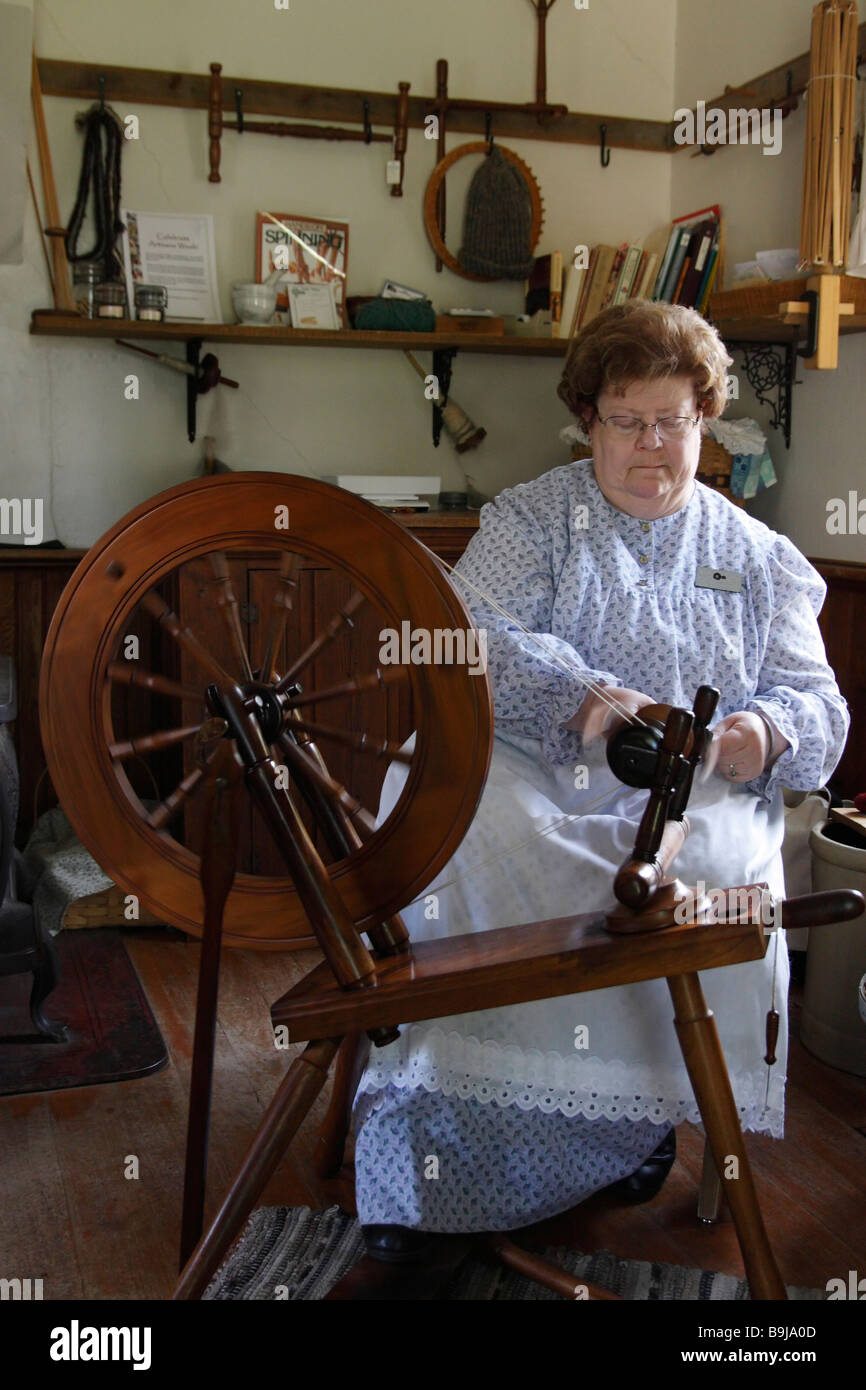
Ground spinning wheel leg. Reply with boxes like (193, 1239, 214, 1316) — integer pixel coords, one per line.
(667, 972, 786, 1300)
(179, 729, 244, 1270)
(316, 1031, 370, 1181)
(174, 1035, 342, 1300)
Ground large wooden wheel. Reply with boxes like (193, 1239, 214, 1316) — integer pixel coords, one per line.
(40, 474, 494, 949)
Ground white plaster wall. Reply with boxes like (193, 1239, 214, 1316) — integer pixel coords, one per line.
(673, 0, 866, 563)
(1, 0, 676, 546)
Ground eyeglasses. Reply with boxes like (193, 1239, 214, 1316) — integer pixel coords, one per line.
(596, 414, 702, 442)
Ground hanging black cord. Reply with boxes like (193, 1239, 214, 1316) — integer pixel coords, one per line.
(65, 102, 125, 278)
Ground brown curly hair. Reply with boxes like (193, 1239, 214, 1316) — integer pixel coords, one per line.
(557, 300, 732, 426)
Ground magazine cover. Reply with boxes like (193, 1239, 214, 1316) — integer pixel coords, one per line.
(256, 212, 349, 326)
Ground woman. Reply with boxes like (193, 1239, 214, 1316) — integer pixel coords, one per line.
(352, 301, 849, 1259)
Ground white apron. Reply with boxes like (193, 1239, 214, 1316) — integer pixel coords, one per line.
(357, 730, 788, 1137)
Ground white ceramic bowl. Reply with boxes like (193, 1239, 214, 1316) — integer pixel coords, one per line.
(231, 283, 278, 324)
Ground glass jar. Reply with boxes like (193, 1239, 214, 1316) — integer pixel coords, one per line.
(72, 260, 104, 319)
(134, 284, 168, 322)
(94, 281, 128, 319)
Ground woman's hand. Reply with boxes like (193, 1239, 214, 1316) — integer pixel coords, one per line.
(564, 685, 657, 742)
(708, 710, 788, 783)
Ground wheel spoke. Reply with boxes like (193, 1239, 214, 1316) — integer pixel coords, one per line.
(146, 761, 211, 830)
(283, 665, 406, 709)
(274, 732, 376, 837)
(139, 590, 234, 686)
(288, 717, 413, 765)
(109, 724, 202, 761)
(208, 551, 253, 682)
(107, 662, 204, 704)
(261, 550, 300, 683)
(274, 590, 366, 692)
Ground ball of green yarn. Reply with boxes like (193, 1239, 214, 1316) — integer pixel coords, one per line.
(355, 298, 437, 331)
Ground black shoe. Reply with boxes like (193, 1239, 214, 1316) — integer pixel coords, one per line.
(608, 1127, 677, 1206)
(362, 1224, 441, 1264)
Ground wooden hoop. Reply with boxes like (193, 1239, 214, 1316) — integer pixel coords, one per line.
(40, 474, 494, 949)
(423, 142, 545, 281)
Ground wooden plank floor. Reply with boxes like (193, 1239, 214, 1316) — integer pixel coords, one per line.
(0, 928, 864, 1300)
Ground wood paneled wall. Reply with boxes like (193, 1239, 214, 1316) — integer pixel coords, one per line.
(811, 558, 866, 799)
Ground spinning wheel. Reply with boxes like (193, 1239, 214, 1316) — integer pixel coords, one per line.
(38, 474, 865, 1302)
(40, 473, 494, 949)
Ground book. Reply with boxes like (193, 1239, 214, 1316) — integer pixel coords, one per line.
(612, 244, 643, 304)
(658, 228, 692, 301)
(676, 219, 717, 307)
(579, 244, 618, 328)
(634, 251, 659, 299)
(604, 244, 628, 308)
(573, 246, 600, 331)
(256, 211, 349, 327)
(696, 247, 720, 314)
(549, 251, 563, 328)
(652, 226, 682, 299)
(556, 261, 584, 338)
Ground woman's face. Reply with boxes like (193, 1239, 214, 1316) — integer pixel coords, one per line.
(584, 375, 702, 519)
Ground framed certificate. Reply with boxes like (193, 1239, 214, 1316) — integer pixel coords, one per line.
(286, 282, 340, 330)
(122, 211, 221, 322)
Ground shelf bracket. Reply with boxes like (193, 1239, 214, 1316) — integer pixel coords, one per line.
(726, 340, 798, 449)
(431, 347, 457, 447)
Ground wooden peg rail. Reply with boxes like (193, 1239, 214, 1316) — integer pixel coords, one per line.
(207, 62, 402, 186)
(34, 58, 672, 156)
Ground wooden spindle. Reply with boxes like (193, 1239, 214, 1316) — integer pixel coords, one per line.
(107, 662, 204, 704)
(139, 591, 235, 687)
(147, 766, 207, 830)
(288, 718, 413, 765)
(109, 724, 201, 760)
(208, 63, 223, 183)
(435, 59, 448, 271)
(276, 590, 366, 690)
(261, 551, 300, 683)
(208, 552, 254, 682)
(31, 52, 75, 312)
(391, 81, 410, 198)
(284, 665, 405, 709)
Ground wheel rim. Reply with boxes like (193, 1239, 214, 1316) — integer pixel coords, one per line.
(40, 473, 494, 948)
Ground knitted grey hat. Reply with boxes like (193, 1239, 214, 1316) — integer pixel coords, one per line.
(458, 147, 535, 279)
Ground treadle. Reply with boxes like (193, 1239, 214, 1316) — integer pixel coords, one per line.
(271, 890, 769, 1043)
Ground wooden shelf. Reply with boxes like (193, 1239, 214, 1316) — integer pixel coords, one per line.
(29, 312, 569, 357)
(709, 275, 866, 343)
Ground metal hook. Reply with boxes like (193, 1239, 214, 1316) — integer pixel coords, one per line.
(97, 74, 105, 111)
(599, 123, 610, 168)
(234, 88, 244, 134)
(484, 111, 494, 152)
(362, 99, 373, 144)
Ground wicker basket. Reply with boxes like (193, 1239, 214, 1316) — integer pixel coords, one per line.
(697, 435, 745, 508)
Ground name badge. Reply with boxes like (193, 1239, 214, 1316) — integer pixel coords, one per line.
(695, 565, 743, 593)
